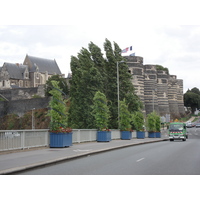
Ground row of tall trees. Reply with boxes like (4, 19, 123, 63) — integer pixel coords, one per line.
(68, 39, 142, 129)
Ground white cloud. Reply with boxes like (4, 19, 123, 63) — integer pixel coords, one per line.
(1, 23, 200, 93)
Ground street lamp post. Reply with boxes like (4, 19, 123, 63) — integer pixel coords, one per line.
(117, 60, 124, 129)
(32, 108, 35, 129)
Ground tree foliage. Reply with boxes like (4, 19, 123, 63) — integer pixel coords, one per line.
(146, 111, 160, 132)
(92, 91, 110, 131)
(45, 75, 69, 96)
(69, 38, 142, 129)
(132, 111, 144, 131)
(156, 65, 169, 74)
(184, 87, 200, 113)
(47, 81, 68, 131)
(119, 99, 131, 131)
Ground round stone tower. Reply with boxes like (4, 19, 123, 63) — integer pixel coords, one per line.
(144, 64, 159, 115)
(157, 70, 170, 116)
(168, 75, 180, 119)
(124, 56, 145, 108)
(177, 79, 185, 117)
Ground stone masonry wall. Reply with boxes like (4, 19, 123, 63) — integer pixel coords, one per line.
(124, 56, 185, 118)
(0, 97, 50, 117)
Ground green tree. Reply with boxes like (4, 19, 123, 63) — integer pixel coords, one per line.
(69, 39, 142, 129)
(92, 91, 110, 130)
(119, 99, 131, 131)
(132, 111, 144, 131)
(45, 75, 69, 96)
(191, 87, 200, 95)
(69, 48, 103, 129)
(88, 42, 107, 94)
(47, 81, 68, 131)
(184, 90, 200, 113)
(146, 111, 160, 132)
(68, 56, 84, 128)
(104, 39, 142, 128)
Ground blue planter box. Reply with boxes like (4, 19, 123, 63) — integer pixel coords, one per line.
(50, 132, 73, 147)
(155, 132, 161, 138)
(97, 131, 111, 142)
(136, 131, 145, 139)
(148, 132, 156, 138)
(121, 131, 132, 140)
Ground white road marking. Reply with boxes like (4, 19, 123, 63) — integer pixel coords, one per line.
(73, 149, 92, 152)
(136, 158, 145, 162)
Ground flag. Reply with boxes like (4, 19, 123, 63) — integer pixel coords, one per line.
(121, 47, 129, 53)
(129, 52, 135, 56)
(121, 46, 132, 53)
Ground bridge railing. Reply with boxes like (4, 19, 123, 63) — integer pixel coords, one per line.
(0, 129, 167, 152)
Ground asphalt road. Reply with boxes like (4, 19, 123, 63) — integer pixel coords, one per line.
(17, 127, 200, 175)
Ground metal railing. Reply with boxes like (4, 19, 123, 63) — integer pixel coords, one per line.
(0, 130, 49, 151)
(0, 129, 166, 152)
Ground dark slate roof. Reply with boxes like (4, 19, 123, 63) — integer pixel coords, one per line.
(4, 63, 27, 79)
(26, 55, 61, 75)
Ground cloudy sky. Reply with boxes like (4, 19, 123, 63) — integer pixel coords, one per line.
(1, 0, 200, 94)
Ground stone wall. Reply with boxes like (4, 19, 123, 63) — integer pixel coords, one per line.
(0, 85, 45, 101)
(144, 65, 159, 115)
(157, 70, 170, 116)
(124, 56, 185, 119)
(0, 97, 50, 117)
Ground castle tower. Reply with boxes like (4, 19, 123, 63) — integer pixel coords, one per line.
(144, 65, 159, 115)
(177, 79, 185, 117)
(124, 56, 145, 109)
(157, 70, 170, 116)
(168, 75, 180, 119)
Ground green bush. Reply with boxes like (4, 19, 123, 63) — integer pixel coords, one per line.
(146, 111, 160, 132)
(132, 111, 144, 131)
(92, 91, 110, 131)
(119, 99, 131, 131)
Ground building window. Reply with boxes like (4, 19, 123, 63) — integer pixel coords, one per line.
(36, 72, 39, 79)
(25, 72, 29, 79)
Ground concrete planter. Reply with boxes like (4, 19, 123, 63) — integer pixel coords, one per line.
(121, 131, 132, 140)
(97, 131, 111, 142)
(50, 132, 73, 147)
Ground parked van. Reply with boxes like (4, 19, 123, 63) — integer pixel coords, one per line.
(168, 122, 188, 141)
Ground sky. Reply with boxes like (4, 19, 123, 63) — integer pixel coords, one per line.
(1, 0, 200, 95)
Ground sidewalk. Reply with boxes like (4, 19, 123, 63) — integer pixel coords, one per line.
(0, 133, 168, 175)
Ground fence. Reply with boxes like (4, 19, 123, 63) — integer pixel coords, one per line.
(0, 130, 49, 151)
(0, 129, 150, 152)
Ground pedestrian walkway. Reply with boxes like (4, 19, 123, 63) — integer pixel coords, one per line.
(0, 133, 168, 175)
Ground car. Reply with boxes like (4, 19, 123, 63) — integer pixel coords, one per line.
(186, 123, 193, 128)
(196, 123, 200, 128)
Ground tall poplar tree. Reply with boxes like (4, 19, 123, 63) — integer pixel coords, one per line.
(103, 39, 119, 128)
(69, 48, 103, 128)
(69, 39, 142, 129)
(68, 56, 84, 128)
(88, 42, 107, 94)
(103, 39, 142, 128)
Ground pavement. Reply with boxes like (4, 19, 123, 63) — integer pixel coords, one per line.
(0, 131, 169, 175)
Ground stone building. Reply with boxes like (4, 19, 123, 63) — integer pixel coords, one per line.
(124, 55, 185, 119)
(0, 55, 63, 89)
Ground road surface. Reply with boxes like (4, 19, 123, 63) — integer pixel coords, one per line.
(17, 127, 200, 175)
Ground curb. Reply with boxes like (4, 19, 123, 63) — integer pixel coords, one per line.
(0, 138, 168, 175)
